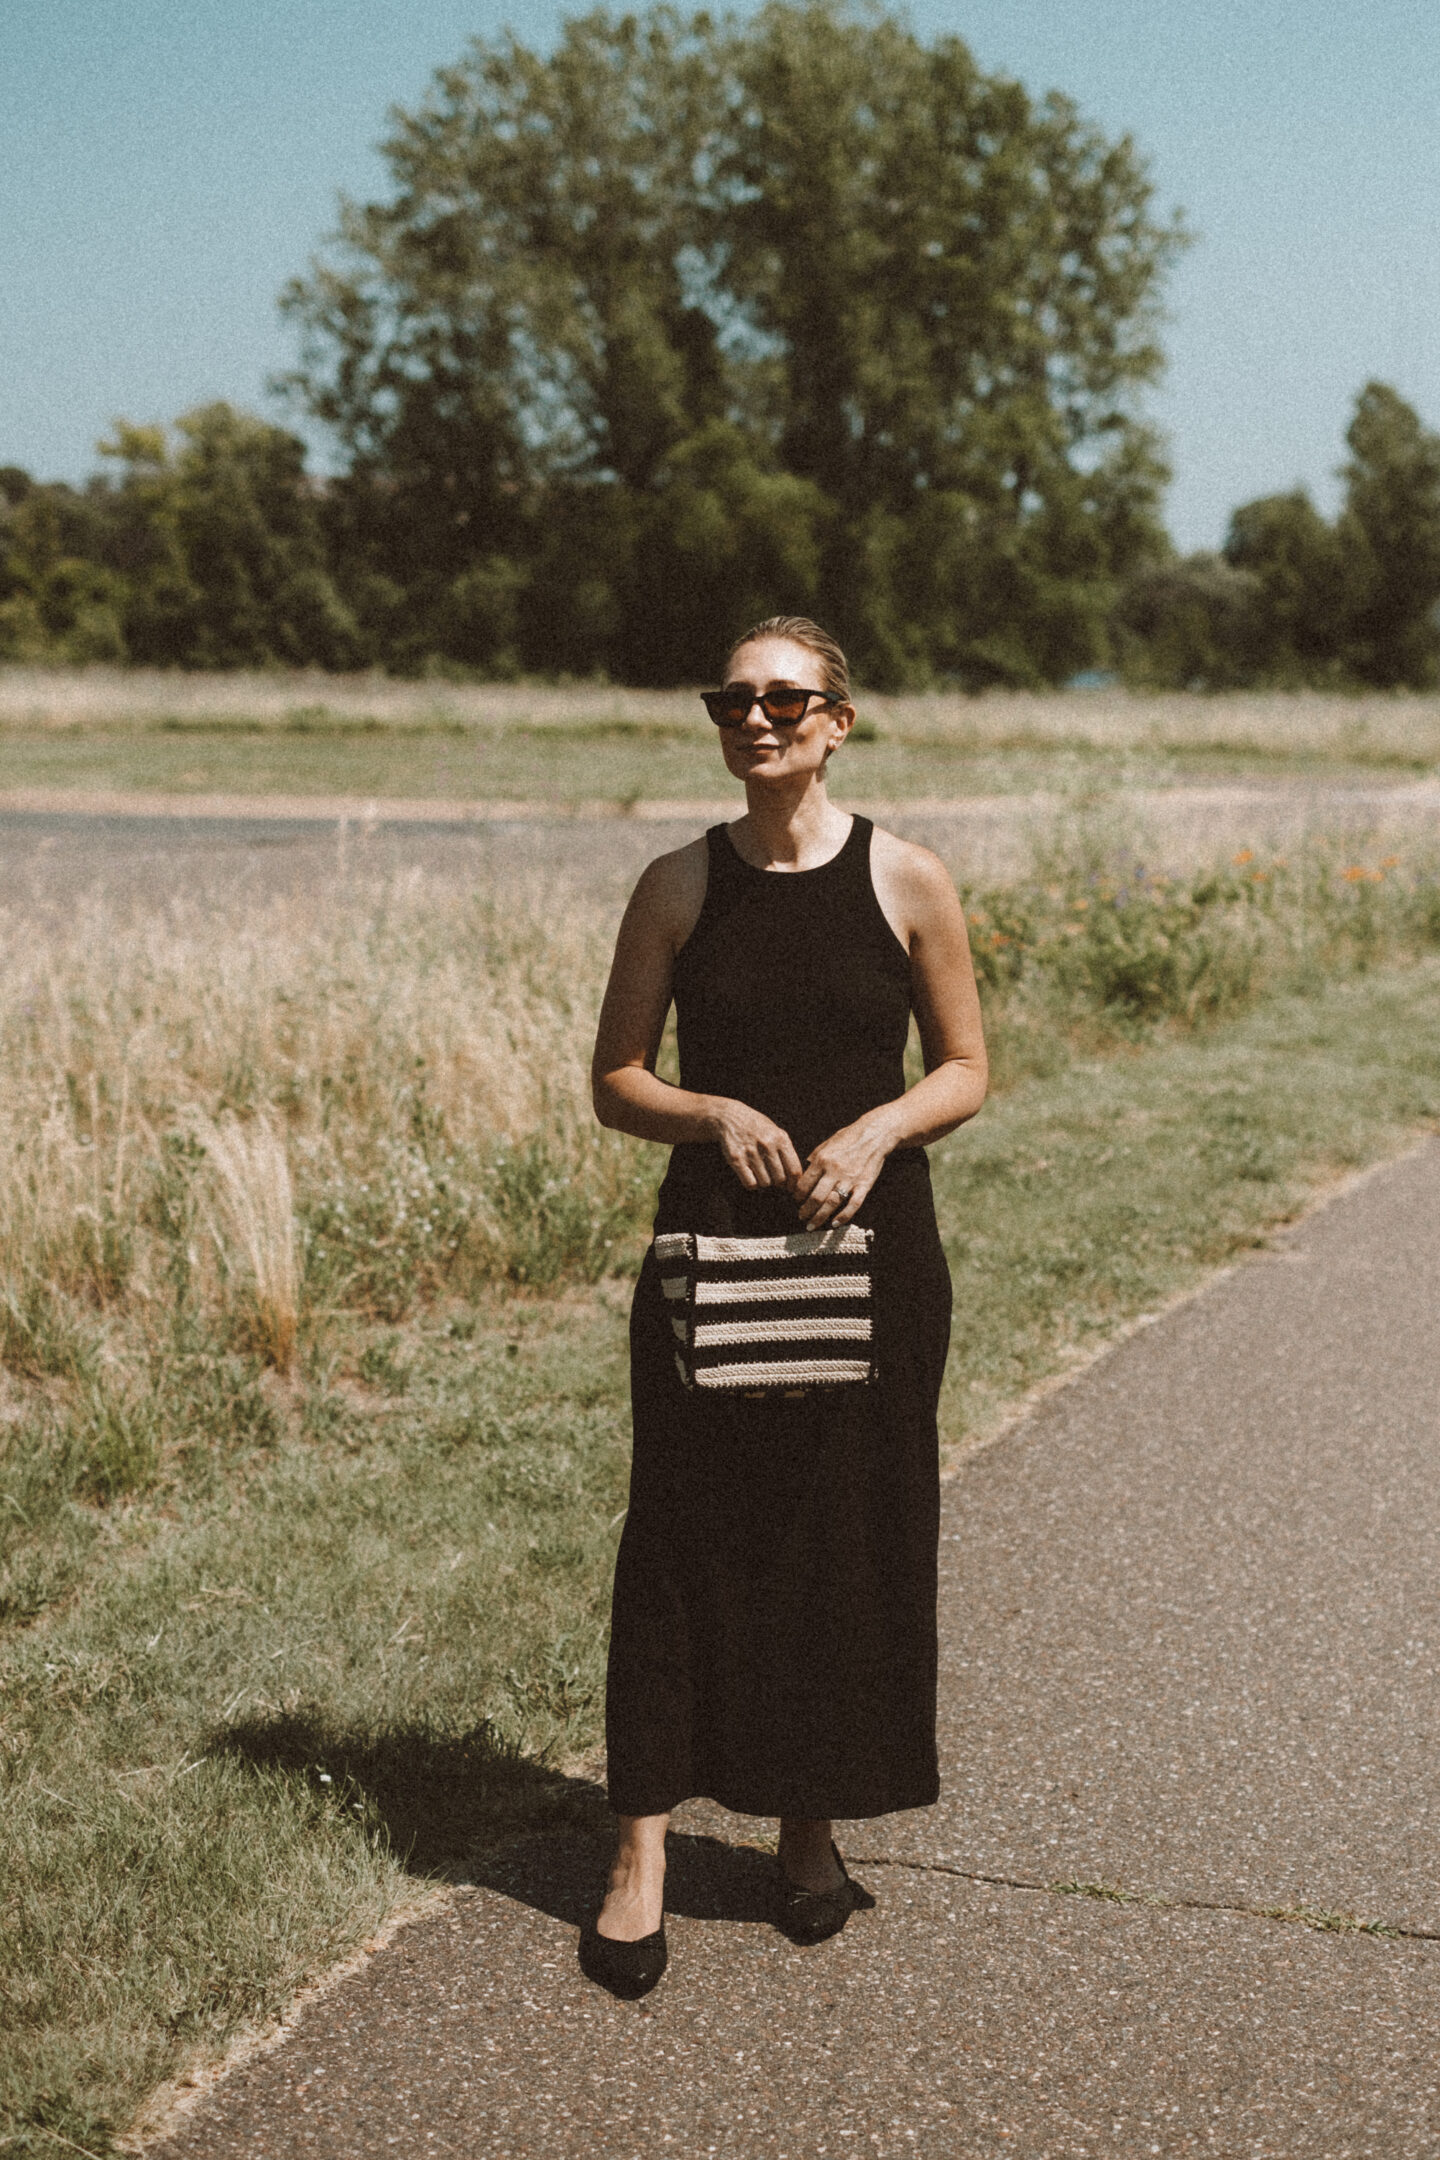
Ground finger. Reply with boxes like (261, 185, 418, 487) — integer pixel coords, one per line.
(759, 1138, 795, 1188)
(825, 1176, 862, 1223)
(777, 1135, 805, 1186)
(730, 1152, 758, 1189)
(801, 1177, 844, 1224)
(750, 1145, 778, 1188)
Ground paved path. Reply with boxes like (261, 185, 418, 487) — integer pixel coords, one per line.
(6, 775, 1440, 920)
(152, 1142, 1440, 2157)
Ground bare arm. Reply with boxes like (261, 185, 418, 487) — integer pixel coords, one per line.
(591, 845, 805, 1192)
(795, 836, 987, 1226)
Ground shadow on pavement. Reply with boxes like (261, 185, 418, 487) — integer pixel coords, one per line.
(215, 1708, 777, 1931)
(475, 1829, 779, 1930)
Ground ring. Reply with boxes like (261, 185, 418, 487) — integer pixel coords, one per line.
(836, 1186, 853, 1203)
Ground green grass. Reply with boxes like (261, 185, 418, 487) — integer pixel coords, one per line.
(3, 706, 1439, 804)
(6, 673, 1440, 806)
(4, 958, 1440, 2151)
(1, 1294, 627, 2155)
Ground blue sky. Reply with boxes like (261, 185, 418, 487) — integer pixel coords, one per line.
(3, 0, 1437, 551)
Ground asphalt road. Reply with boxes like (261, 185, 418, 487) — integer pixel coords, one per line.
(5, 774, 1440, 920)
(149, 1139, 1440, 2157)
(0, 809, 680, 918)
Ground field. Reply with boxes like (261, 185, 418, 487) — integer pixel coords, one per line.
(4, 668, 1440, 807)
(4, 680, 1440, 2150)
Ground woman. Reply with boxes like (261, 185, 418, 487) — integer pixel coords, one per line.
(587, 616, 987, 1996)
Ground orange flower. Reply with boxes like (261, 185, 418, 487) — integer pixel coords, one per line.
(1342, 866, 1368, 882)
(1233, 848, 1255, 866)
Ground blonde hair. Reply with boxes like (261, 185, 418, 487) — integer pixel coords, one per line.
(724, 615, 851, 704)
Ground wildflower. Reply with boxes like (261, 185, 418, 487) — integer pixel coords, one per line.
(1342, 866, 1368, 882)
(1073, 899, 1089, 913)
(1233, 848, 1254, 866)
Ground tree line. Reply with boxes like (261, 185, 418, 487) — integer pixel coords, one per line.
(3, 4, 1439, 691)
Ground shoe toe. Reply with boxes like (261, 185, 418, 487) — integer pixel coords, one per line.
(578, 1921, 668, 1999)
(775, 1847, 875, 1945)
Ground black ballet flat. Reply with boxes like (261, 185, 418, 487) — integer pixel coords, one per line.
(775, 1841, 877, 1946)
(578, 1917, 669, 1999)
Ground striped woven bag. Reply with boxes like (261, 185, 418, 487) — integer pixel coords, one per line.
(654, 1226, 877, 1395)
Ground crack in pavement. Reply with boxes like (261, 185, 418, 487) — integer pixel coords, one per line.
(844, 1849, 1433, 1943)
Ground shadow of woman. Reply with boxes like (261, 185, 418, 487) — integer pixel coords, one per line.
(216, 1707, 777, 1930)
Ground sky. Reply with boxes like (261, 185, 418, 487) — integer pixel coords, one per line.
(3, 0, 1438, 553)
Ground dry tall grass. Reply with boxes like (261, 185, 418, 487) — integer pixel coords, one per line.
(2, 823, 1437, 1407)
(192, 1114, 300, 1371)
(4, 665, 1440, 765)
(0, 872, 648, 1387)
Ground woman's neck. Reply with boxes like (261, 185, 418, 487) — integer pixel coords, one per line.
(732, 774, 852, 871)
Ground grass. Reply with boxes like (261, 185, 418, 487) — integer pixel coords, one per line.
(4, 668, 1440, 805)
(2, 832, 1440, 2149)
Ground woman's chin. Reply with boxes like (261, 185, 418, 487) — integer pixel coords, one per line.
(734, 752, 793, 782)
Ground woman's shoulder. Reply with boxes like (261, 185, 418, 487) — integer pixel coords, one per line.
(624, 833, 711, 953)
(866, 823, 968, 954)
(867, 823, 961, 902)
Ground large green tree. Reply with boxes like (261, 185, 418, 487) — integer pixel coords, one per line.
(280, 1, 1184, 684)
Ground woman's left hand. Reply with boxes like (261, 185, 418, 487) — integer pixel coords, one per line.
(794, 1115, 894, 1227)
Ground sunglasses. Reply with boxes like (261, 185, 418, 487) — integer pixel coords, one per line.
(700, 685, 844, 728)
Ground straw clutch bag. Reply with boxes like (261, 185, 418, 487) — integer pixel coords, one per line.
(654, 1225, 877, 1396)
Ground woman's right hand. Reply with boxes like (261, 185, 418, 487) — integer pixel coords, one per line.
(709, 1099, 804, 1192)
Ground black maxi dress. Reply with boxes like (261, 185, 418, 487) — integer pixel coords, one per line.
(605, 815, 952, 1821)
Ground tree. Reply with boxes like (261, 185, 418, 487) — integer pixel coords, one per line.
(100, 406, 361, 668)
(0, 471, 129, 663)
(720, 5, 1178, 681)
(1113, 552, 1262, 689)
(1338, 382, 1440, 688)
(1221, 490, 1353, 683)
(280, 1, 1185, 683)
(624, 422, 831, 682)
(279, 8, 724, 664)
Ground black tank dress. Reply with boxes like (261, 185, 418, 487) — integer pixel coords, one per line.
(605, 815, 951, 1821)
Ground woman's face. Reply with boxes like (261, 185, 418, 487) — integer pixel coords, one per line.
(715, 635, 854, 787)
